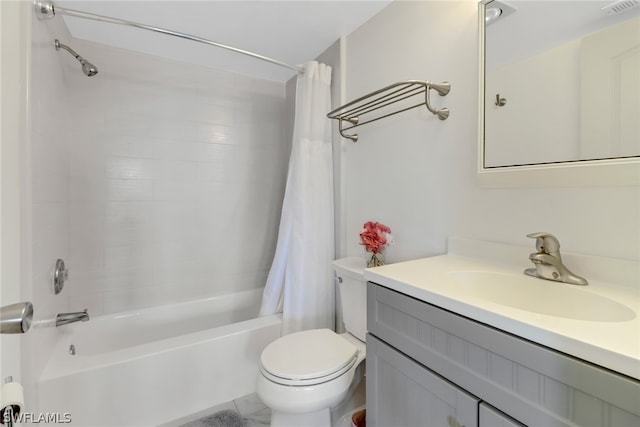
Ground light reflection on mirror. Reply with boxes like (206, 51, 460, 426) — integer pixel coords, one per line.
(483, 0, 640, 168)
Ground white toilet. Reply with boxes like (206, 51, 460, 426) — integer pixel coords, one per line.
(256, 257, 367, 427)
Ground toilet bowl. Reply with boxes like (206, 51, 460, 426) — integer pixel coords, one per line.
(256, 258, 366, 427)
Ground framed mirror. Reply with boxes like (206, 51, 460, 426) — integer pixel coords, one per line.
(478, 0, 640, 186)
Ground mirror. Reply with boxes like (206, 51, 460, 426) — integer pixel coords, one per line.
(481, 0, 640, 169)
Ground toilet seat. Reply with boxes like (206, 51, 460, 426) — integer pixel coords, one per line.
(260, 329, 359, 387)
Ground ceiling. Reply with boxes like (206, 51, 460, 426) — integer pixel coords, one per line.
(55, 0, 393, 82)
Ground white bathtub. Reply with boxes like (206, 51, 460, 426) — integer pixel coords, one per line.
(37, 289, 282, 426)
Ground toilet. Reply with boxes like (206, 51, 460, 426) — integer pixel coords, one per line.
(256, 257, 367, 427)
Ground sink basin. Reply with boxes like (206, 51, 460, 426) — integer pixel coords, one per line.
(446, 271, 636, 322)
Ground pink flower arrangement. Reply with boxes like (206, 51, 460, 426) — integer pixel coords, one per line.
(359, 221, 394, 254)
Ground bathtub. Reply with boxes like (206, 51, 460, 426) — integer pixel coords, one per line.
(37, 289, 282, 426)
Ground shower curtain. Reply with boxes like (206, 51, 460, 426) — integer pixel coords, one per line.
(259, 61, 334, 335)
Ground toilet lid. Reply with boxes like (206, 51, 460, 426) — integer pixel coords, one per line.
(260, 329, 358, 385)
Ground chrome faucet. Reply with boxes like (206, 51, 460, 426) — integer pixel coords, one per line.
(56, 309, 90, 327)
(524, 232, 588, 286)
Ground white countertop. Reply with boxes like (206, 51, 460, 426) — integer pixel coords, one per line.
(364, 238, 640, 380)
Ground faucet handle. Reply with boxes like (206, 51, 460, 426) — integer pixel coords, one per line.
(526, 232, 561, 255)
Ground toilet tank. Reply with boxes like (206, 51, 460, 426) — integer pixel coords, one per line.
(333, 258, 367, 342)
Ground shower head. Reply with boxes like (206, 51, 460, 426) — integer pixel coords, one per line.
(80, 58, 99, 77)
(55, 39, 98, 77)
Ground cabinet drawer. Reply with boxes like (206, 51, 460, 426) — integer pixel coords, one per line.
(367, 282, 640, 427)
(367, 334, 479, 427)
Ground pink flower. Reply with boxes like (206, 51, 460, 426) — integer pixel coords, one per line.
(359, 221, 394, 254)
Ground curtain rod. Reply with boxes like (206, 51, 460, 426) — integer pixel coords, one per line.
(34, 0, 305, 74)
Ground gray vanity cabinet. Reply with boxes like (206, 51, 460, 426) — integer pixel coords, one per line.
(367, 334, 478, 427)
(366, 282, 640, 427)
(480, 403, 525, 427)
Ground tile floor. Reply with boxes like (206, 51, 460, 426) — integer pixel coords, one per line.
(162, 393, 270, 427)
(162, 371, 365, 427)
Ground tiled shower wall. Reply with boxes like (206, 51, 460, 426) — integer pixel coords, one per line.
(31, 24, 287, 320)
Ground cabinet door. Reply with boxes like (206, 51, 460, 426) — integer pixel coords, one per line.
(479, 403, 526, 427)
(367, 334, 479, 427)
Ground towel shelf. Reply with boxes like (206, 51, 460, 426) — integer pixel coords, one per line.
(327, 80, 451, 142)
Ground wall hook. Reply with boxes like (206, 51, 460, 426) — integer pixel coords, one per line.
(495, 94, 507, 107)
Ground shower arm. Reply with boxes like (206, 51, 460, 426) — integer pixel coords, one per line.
(54, 38, 98, 76)
(55, 39, 83, 61)
(35, 0, 304, 74)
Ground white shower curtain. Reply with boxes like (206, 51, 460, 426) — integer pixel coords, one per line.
(259, 61, 335, 335)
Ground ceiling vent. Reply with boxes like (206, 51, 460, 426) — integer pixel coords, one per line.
(601, 0, 639, 15)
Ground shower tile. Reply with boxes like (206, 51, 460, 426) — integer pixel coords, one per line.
(64, 104, 105, 133)
(203, 127, 236, 146)
(154, 160, 200, 182)
(105, 135, 154, 159)
(68, 245, 104, 280)
(67, 293, 104, 318)
(69, 175, 108, 202)
(241, 77, 285, 97)
(153, 240, 207, 268)
(191, 142, 234, 164)
(104, 112, 157, 134)
(31, 134, 70, 203)
(104, 201, 156, 247)
(196, 104, 236, 126)
(103, 246, 155, 277)
(196, 161, 226, 182)
(153, 180, 196, 202)
(106, 157, 157, 180)
(70, 203, 106, 251)
(170, 140, 234, 162)
(32, 202, 70, 315)
(154, 180, 220, 202)
(76, 141, 110, 173)
(100, 265, 154, 291)
(154, 262, 208, 289)
(153, 202, 197, 228)
(107, 178, 153, 201)
(102, 286, 160, 313)
(32, 204, 70, 274)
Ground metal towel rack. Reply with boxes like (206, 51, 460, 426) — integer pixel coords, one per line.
(327, 80, 451, 142)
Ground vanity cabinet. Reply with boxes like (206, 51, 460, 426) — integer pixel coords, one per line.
(367, 334, 478, 427)
(366, 282, 640, 427)
(479, 403, 525, 427)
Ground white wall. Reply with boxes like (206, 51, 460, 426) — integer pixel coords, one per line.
(1, 0, 30, 393)
(315, 39, 346, 258)
(342, 1, 639, 263)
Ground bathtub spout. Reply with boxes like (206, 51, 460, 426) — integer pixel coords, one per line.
(56, 309, 89, 327)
